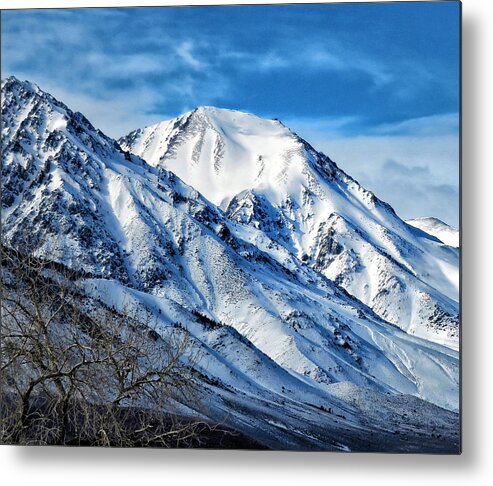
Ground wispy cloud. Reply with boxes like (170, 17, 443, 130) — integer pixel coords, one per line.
(221, 42, 395, 88)
(370, 113, 459, 136)
(176, 41, 206, 70)
(360, 158, 459, 226)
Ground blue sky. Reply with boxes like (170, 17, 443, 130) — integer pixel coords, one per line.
(1, 2, 460, 226)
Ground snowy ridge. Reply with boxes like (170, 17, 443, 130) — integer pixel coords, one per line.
(121, 107, 459, 348)
(407, 217, 459, 248)
(1, 77, 459, 451)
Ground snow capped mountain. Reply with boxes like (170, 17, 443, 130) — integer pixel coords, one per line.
(407, 217, 459, 248)
(121, 106, 460, 348)
(1, 77, 460, 451)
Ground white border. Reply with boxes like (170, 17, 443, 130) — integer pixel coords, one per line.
(1, 1, 492, 485)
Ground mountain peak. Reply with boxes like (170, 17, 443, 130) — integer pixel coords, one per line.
(2, 75, 52, 101)
(192, 105, 235, 114)
(406, 217, 459, 247)
(191, 105, 278, 120)
(119, 106, 313, 205)
(121, 104, 459, 347)
(2, 75, 134, 165)
(186, 104, 290, 134)
(1, 74, 74, 123)
(2, 74, 32, 89)
(408, 216, 455, 229)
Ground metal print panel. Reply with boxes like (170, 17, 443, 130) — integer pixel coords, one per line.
(0, 1, 461, 452)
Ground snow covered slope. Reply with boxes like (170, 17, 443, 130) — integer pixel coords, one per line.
(121, 107, 459, 348)
(407, 217, 459, 248)
(2, 77, 459, 450)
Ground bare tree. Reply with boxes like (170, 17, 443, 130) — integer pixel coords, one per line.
(0, 244, 207, 446)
